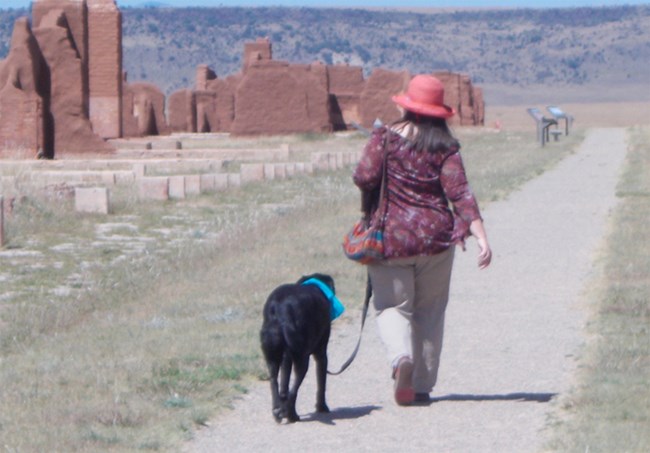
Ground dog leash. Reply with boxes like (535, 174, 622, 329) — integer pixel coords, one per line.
(327, 273, 372, 375)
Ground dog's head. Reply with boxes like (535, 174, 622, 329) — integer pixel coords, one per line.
(297, 273, 335, 294)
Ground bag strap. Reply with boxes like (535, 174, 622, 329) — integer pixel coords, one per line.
(328, 273, 372, 375)
(363, 131, 390, 226)
(377, 133, 390, 216)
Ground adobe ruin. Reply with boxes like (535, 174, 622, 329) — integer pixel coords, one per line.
(169, 39, 484, 136)
(0, 1, 485, 159)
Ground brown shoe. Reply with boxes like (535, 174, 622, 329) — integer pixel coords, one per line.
(393, 357, 415, 406)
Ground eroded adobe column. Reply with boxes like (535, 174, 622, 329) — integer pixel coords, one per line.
(32, 0, 89, 113)
(87, 0, 122, 139)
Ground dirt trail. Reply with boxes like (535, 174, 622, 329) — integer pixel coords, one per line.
(185, 128, 627, 453)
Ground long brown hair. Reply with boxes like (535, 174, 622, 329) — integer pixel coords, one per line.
(392, 110, 459, 153)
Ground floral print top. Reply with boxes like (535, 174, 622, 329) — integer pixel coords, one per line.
(352, 126, 482, 259)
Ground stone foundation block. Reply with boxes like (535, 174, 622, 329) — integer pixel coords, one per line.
(75, 187, 110, 214)
(200, 174, 215, 192)
(274, 163, 286, 180)
(328, 153, 339, 170)
(285, 163, 296, 177)
(214, 174, 229, 190)
(133, 163, 146, 178)
(115, 171, 136, 185)
(185, 175, 201, 195)
(228, 174, 241, 188)
(240, 163, 265, 184)
(138, 177, 169, 201)
(169, 175, 186, 199)
(311, 152, 330, 171)
(264, 163, 276, 180)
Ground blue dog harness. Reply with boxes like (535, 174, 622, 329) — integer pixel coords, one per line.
(301, 278, 345, 321)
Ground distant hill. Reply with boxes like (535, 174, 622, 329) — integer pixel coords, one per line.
(1, 5, 649, 105)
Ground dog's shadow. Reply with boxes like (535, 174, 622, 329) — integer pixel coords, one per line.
(300, 405, 381, 425)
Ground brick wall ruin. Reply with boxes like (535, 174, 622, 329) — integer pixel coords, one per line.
(0, 0, 115, 158)
(169, 39, 485, 136)
(122, 79, 170, 138)
(0, 0, 485, 159)
(0, 17, 49, 158)
(87, 0, 122, 139)
(33, 6, 113, 155)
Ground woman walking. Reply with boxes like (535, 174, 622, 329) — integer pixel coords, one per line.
(352, 74, 492, 405)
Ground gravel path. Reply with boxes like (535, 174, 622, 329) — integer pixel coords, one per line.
(185, 128, 627, 453)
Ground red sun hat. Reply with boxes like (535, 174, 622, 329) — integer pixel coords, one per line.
(391, 75, 455, 119)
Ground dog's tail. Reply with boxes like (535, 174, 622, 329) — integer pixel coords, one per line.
(261, 300, 286, 362)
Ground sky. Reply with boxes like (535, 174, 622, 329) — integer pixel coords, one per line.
(1, 0, 649, 9)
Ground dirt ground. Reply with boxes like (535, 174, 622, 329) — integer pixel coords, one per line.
(183, 126, 628, 452)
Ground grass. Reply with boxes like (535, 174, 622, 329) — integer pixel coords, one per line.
(544, 126, 650, 452)
(0, 128, 583, 451)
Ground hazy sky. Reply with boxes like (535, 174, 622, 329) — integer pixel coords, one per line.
(1, 0, 649, 9)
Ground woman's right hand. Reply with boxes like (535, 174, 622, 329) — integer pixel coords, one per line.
(476, 236, 492, 269)
(469, 219, 492, 269)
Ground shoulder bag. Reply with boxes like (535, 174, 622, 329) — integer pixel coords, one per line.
(342, 135, 389, 264)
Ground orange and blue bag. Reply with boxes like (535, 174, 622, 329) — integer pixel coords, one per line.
(342, 218, 384, 264)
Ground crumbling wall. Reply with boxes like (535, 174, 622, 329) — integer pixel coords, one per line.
(0, 17, 50, 158)
(33, 8, 112, 154)
(122, 81, 170, 138)
(168, 89, 196, 133)
(327, 65, 365, 129)
(87, 0, 122, 139)
(433, 71, 485, 126)
(360, 68, 411, 128)
(231, 60, 332, 135)
(32, 0, 89, 114)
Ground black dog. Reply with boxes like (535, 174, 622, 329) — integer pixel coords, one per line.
(260, 273, 337, 423)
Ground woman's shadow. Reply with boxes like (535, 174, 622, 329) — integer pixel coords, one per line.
(301, 392, 555, 423)
(429, 392, 556, 404)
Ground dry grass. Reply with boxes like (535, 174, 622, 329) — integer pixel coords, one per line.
(0, 127, 589, 451)
(544, 126, 650, 452)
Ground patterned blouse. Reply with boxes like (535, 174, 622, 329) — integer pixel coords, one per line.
(352, 126, 482, 259)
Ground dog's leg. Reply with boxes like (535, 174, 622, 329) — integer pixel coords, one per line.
(279, 352, 292, 421)
(266, 359, 283, 423)
(314, 343, 330, 413)
(261, 322, 285, 423)
(287, 355, 309, 423)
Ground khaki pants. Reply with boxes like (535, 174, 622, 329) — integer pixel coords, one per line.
(368, 247, 455, 394)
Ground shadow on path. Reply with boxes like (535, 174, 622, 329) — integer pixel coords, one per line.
(431, 392, 556, 404)
(301, 405, 382, 424)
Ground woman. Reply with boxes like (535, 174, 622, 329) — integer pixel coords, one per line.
(352, 74, 492, 405)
